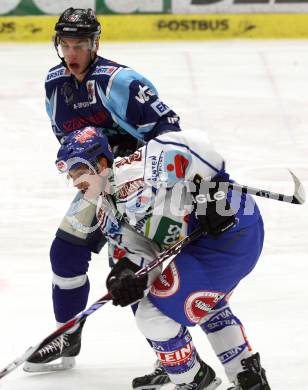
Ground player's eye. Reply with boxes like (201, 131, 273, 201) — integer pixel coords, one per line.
(60, 44, 69, 51)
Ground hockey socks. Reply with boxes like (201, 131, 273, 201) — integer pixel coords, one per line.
(200, 305, 252, 383)
(151, 327, 199, 384)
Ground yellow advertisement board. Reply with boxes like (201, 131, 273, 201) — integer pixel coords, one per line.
(1, 14, 308, 42)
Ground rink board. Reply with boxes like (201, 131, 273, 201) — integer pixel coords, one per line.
(1, 14, 308, 42)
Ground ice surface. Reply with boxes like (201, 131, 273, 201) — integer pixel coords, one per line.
(0, 40, 307, 389)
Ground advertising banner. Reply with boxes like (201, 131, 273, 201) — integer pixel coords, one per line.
(172, 0, 308, 14)
(0, 0, 308, 41)
(0, 1, 169, 16)
(1, 0, 308, 16)
(1, 14, 308, 42)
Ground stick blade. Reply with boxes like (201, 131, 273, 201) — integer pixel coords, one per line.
(288, 169, 306, 205)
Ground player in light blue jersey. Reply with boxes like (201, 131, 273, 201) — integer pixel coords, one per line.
(24, 7, 180, 375)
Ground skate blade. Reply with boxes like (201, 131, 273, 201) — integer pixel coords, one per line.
(23, 357, 76, 373)
(135, 378, 222, 390)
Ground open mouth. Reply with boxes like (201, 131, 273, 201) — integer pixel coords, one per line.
(68, 63, 80, 72)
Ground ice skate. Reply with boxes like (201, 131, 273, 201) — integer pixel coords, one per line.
(173, 359, 222, 390)
(23, 322, 84, 373)
(227, 353, 270, 390)
(132, 360, 171, 390)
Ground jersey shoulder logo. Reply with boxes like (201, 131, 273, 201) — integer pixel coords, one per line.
(92, 65, 118, 76)
(46, 67, 70, 83)
(135, 84, 155, 104)
(163, 150, 192, 184)
(151, 99, 170, 116)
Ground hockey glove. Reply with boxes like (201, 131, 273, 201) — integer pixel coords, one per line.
(195, 176, 236, 236)
(106, 258, 148, 307)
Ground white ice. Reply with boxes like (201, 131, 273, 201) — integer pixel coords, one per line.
(0, 40, 307, 390)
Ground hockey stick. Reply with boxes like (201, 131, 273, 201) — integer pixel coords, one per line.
(0, 226, 204, 380)
(228, 170, 305, 205)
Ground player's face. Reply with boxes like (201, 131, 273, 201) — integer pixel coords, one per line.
(60, 38, 96, 81)
(69, 159, 110, 199)
(69, 165, 93, 193)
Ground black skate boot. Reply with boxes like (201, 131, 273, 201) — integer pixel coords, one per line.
(132, 361, 171, 390)
(174, 359, 222, 390)
(23, 322, 85, 373)
(227, 353, 271, 390)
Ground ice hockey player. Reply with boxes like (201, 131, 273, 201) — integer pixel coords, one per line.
(23, 7, 180, 374)
(53, 126, 271, 389)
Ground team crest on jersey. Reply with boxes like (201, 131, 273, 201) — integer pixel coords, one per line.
(150, 262, 180, 298)
(92, 65, 117, 76)
(184, 291, 225, 324)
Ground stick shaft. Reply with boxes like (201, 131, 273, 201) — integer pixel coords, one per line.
(0, 227, 203, 380)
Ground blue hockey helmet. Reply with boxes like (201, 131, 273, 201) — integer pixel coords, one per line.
(56, 127, 113, 174)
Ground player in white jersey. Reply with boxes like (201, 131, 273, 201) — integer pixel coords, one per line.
(50, 127, 271, 390)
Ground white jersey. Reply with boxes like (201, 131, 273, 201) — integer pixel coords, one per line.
(96, 130, 235, 278)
